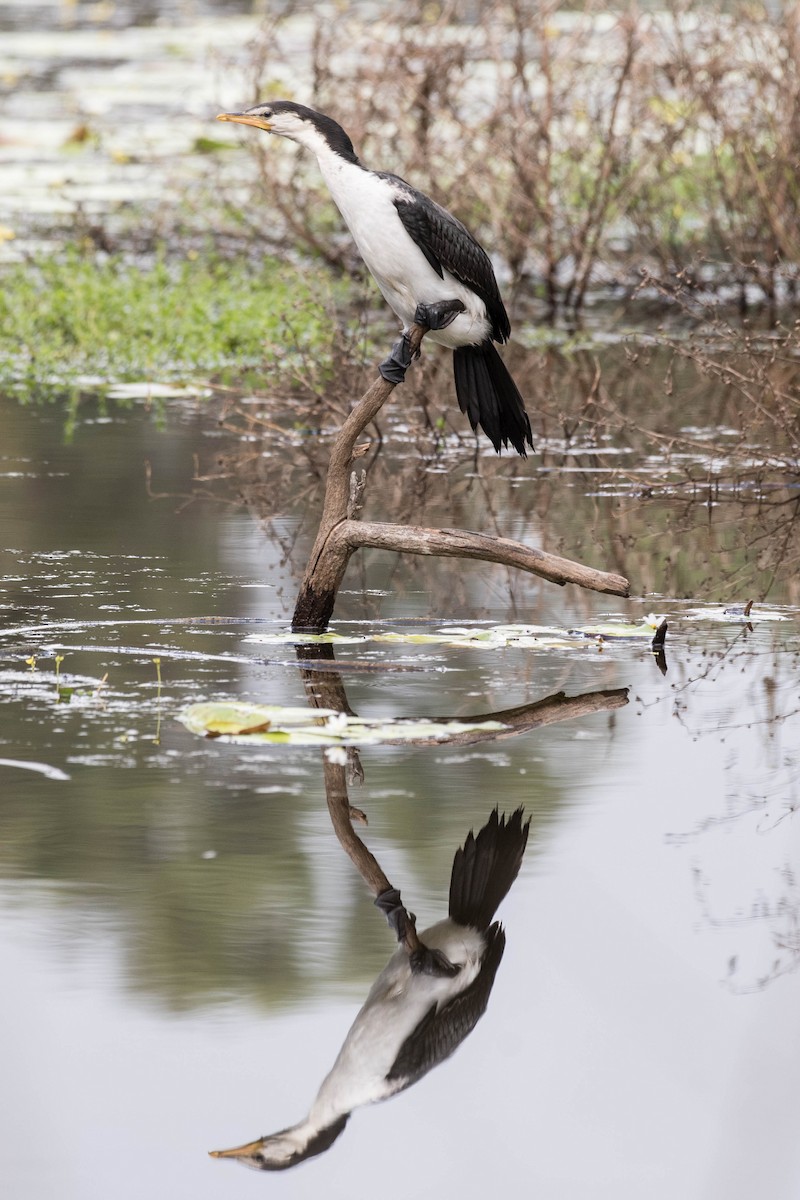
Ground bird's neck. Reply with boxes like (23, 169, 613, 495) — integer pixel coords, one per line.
(313, 140, 365, 193)
(311, 143, 380, 248)
(256, 1111, 349, 1169)
(291, 121, 360, 167)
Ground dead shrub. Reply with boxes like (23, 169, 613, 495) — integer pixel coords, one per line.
(211, 1, 800, 315)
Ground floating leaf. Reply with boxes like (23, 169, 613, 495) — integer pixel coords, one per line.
(245, 619, 669, 652)
(246, 631, 369, 645)
(180, 703, 337, 739)
(372, 632, 455, 645)
(568, 622, 657, 640)
(687, 604, 789, 623)
(179, 702, 505, 746)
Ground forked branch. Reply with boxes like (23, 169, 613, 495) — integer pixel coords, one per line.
(292, 322, 630, 631)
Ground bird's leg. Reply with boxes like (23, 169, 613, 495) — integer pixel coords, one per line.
(413, 298, 466, 331)
(378, 333, 416, 385)
(374, 887, 460, 977)
(374, 887, 414, 939)
(378, 300, 466, 385)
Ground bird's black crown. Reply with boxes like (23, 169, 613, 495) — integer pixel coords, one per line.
(266, 100, 360, 164)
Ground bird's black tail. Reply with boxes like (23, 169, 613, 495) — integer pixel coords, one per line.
(452, 342, 533, 456)
(449, 808, 530, 930)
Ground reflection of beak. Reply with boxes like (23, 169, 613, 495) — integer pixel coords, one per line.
(209, 1137, 264, 1159)
(216, 112, 272, 132)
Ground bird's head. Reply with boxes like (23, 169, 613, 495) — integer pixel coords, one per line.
(216, 100, 358, 162)
(209, 1113, 349, 1172)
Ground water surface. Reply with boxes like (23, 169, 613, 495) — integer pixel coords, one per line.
(1, 385, 799, 1199)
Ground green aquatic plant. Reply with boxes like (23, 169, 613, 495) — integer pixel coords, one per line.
(0, 247, 344, 396)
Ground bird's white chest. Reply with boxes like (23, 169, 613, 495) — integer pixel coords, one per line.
(311, 920, 485, 1120)
(319, 158, 415, 295)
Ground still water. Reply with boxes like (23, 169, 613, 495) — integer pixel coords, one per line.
(1, 386, 799, 1198)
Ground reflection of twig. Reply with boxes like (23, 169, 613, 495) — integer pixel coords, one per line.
(666, 794, 770, 847)
(323, 756, 391, 896)
(668, 785, 800, 847)
(640, 625, 751, 718)
(756, 798, 800, 834)
(144, 459, 242, 514)
(690, 844, 800, 995)
(296, 644, 629, 749)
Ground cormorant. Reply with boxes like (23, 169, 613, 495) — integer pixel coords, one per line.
(210, 807, 529, 1171)
(217, 101, 533, 456)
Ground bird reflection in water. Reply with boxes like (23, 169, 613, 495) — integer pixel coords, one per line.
(210, 807, 529, 1171)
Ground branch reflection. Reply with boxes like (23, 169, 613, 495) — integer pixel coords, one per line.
(296, 641, 630, 747)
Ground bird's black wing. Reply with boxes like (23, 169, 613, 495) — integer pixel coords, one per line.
(380, 174, 511, 344)
(386, 923, 507, 1090)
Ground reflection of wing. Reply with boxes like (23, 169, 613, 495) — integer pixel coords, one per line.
(387, 923, 506, 1089)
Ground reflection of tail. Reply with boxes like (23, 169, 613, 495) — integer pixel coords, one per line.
(453, 343, 533, 457)
(449, 808, 530, 931)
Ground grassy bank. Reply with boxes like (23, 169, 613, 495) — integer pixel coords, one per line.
(0, 250, 347, 396)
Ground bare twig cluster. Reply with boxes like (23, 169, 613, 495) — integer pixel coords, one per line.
(212, 1, 800, 315)
(202, 308, 800, 605)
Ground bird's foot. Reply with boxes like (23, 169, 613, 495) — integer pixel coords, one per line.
(410, 945, 461, 978)
(375, 888, 460, 976)
(379, 334, 415, 385)
(413, 298, 466, 331)
(378, 301, 466, 384)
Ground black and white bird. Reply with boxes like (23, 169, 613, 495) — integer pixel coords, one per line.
(210, 807, 529, 1171)
(217, 101, 533, 456)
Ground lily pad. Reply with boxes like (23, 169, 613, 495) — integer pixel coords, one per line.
(567, 622, 660, 640)
(245, 619, 661, 651)
(686, 604, 789, 623)
(179, 702, 505, 746)
(245, 632, 369, 645)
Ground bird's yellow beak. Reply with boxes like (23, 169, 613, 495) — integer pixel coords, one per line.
(209, 1137, 264, 1159)
(216, 112, 273, 132)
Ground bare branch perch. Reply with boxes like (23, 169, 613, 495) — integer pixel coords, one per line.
(342, 522, 630, 595)
(292, 322, 630, 631)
